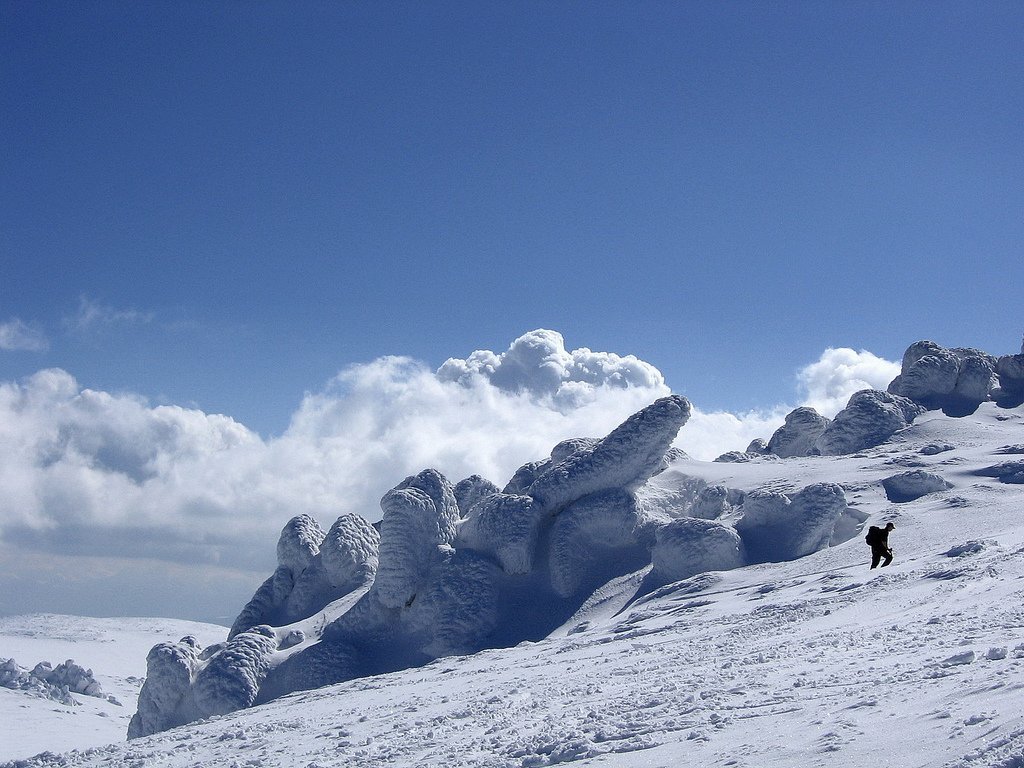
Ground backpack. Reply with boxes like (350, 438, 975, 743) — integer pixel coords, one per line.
(864, 525, 883, 546)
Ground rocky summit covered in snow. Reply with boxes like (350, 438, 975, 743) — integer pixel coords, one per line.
(119, 340, 1024, 746)
(126, 391, 864, 739)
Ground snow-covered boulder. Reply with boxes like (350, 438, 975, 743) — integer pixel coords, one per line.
(256, 637, 360, 705)
(767, 407, 830, 458)
(192, 626, 277, 718)
(745, 438, 769, 455)
(652, 518, 745, 582)
(994, 353, 1024, 408)
(453, 475, 500, 517)
(457, 493, 543, 574)
(888, 341, 997, 416)
(548, 489, 653, 598)
(881, 470, 953, 503)
(373, 469, 460, 610)
(736, 483, 848, 563)
(686, 485, 745, 521)
(974, 460, 1024, 485)
(815, 390, 925, 456)
(527, 395, 692, 513)
(320, 513, 380, 590)
(128, 637, 203, 738)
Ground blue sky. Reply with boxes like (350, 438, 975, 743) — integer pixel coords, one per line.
(1, 2, 1023, 620)
(3, 1, 1022, 436)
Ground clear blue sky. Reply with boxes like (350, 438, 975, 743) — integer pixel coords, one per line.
(3, 1, 1022, 436)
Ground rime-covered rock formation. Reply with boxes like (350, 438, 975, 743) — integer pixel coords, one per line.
(814, 390, 925, 456)
(736, 483, 848, 563)
(881, 470, 953, 503)
(526, 395, 692, 512)
(128, 637, 203, 738)
(457, 493, 542, 574)
(128, 391, 888, 738)
(1, 657, 115, 707)
(652, 518, 745, 582)
(453, 475, 500, 517)
(887, 341, 997, 416)
(230, 514, 378, 639)
(767, 407, 830, 458)
(995, 353, 1024, 408)
(745, 438, 769, 455)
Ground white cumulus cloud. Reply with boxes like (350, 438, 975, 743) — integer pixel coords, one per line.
(796, 347, 901, 417)
(0, 318, 49, 352)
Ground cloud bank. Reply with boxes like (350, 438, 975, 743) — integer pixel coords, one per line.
(0, 331, 899, 619)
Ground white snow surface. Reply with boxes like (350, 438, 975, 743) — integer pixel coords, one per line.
(3, 403, 1024, 767)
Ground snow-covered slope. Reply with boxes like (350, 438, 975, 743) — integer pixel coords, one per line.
(3, 401, 1023, 768)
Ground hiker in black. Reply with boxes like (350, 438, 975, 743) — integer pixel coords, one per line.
(865, 522, 895, 568)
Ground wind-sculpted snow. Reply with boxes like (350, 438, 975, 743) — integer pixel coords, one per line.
(320, 514, 380, 590)
(527, 395, 692, 512)
(192, 627, 277, 717)
(652, 517, 745, 582)
(881, 470, 953, 503)
(767, 406, 830, 458)
(404, 548, 501, 657)
(457, 493, 542, 574)
(548, 489, 653, 597)
(373, 470, 460, 610)
(452, 475, 499, 517)
(230, 513, 377, 639)
(888, 341, 997, 416)
(127, 637, 202, 738)
(815, 390, 925, 456)
(995, 353, 1024, 407)
(736, 483, 848, 563)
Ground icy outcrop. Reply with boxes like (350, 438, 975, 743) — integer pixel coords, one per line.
(815, 390, 925, 456)
(373, 469, 460, 609)
(767, 407, 830, 458)
(128, 637, 203, 738)
(457, 493, 543, 574)
(994, 353, 1024, 408)
(714, 450, 778, 463)
(527, 395, 692, 513)
(231, 513, 377, 638)
(1, 657, 114, 707)
(548, 489, 652, 598)
(404, 549, 502, 657)
(888, 341, 997, 416)
(320, 514, 380, 590)
(881, 470, 953, 503)
(974, 460, 1024, 485)
(745, 438, 769, 455)
(192, 627, 277, 717)
(652, 518, 745, 582)
(736, 483, 848, 563)
(689, 485, 745, 520)
(453, 475, 500, 517)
